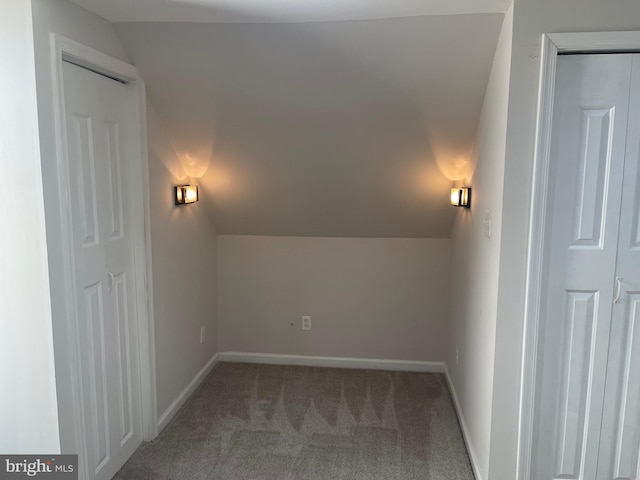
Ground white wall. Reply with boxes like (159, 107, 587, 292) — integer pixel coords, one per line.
(218, 235, 450, 361)
(489, 1, 640, 479)
(446, 5, 512, 479)
(147, 104, 219, 418)
(30, 0, 134, 453)
(0, 0, 60, 453)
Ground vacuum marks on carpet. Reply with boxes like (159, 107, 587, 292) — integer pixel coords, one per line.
(114, 363, 474, 480)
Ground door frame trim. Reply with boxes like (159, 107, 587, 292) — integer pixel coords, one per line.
(518, 31, 640, 480)
(49, 33, 158, 474)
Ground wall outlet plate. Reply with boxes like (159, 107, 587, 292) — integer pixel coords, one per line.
(200, 326, 206, 344)
(302, 316, 311, 331)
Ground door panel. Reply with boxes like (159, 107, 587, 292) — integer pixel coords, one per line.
(571, 106, 614, 249)
(63, 61, 143, 480)
(532, 54, 633, 480)
(627, 56, 640, 254)
(113, 272, 134, 446)
(553, 290, 599, 477)
(632, 153, 640, 249)
(597, 54, 640, 480)
(104, 120, 125, 241)
(600, 294, 640, 480)
(72, 113, 100, 247)
(81, 282, 110, 472)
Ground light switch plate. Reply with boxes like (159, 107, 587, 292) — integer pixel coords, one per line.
(484, 210, 492, 238)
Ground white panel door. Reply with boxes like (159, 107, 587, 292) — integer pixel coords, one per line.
(597, 55, 640, 480)
(63, 61, 143, 480)
(531, 54, 633, 480)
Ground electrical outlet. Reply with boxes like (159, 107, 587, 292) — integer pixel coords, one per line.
(455, 345, 459, 365)
(200, 326, 206, 344)
(302, 316, 311, 331)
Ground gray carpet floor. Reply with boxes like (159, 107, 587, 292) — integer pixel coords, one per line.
(114, 362, 474, 479)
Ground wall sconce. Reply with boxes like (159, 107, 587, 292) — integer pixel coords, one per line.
(175, 185, 199, 205)
(451, 187, 471, 208)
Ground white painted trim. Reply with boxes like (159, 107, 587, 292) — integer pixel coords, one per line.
(49, 34, 156, 475)
(157, 353, 220, 432)
(50, 33, 94, 480)
(516, 33, 558, 480)
(218, 352, 445, 373)
(133, 79, 158, 441)
(444, 364, 483, 480)
(54, 34, 138, 82)
(518, 31, 640, 480)
(548, 31, 640, 53)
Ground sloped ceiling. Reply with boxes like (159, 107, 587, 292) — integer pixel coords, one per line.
(110, 11, 503, 237)
(114, 16, 502, 237)
(71, 0, 511, 23)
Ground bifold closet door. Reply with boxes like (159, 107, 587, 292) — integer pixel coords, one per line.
(63, 60, 144, 480)
(531, 54, 633, 480)
(596, 54, 640, 480)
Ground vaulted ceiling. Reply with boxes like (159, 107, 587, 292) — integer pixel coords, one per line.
(72, 0, 507, 237)
(70, 0, 510, 23)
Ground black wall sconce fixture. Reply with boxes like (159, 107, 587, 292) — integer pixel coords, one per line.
(175, 185, 199, 205)
(451, 187, 471, 208)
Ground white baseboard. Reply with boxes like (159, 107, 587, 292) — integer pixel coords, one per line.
(218, 351, 444, 373)
(444, 364, 483, 480)
(156, 352, 219, 432)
